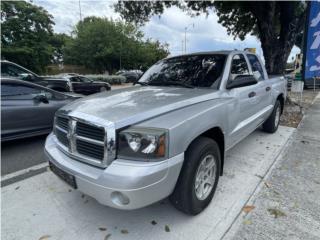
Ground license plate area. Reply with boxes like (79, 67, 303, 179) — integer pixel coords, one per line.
(49, 162, 77, 189)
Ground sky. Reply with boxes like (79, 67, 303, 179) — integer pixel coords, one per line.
(33, 0, 300, 62)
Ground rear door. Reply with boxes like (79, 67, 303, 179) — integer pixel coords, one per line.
(247, 54, 273, 117)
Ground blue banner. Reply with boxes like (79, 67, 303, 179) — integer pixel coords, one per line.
(304, 1, 320, 80)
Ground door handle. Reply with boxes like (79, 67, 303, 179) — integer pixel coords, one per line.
(266, 86, 271, 92)
(248, 91, 256, 98)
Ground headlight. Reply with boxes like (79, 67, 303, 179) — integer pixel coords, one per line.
(118, 127, 168, 161)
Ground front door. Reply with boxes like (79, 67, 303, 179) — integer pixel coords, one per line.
(225, 54, 261, 148)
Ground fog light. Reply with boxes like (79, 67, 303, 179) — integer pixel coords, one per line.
(111, 191, 130, 206)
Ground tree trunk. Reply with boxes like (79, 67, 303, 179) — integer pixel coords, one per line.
(251, 2, 305, 75)
(262, 41, 293, 75)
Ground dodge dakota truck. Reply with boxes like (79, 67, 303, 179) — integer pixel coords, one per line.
(45, 50, 286, 215)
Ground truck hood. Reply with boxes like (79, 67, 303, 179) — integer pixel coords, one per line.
(58, 86, 221, 128)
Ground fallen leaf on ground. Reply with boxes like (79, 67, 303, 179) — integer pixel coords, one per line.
(104, 234, 112, 240)
(151, 220, 157, 225)
(243, 220, 252, 225)
(39, 235, 51, 240)
(264, 182, 271, 188)
(15, 186, 20, 190)
(165, 225, 170, 232)
(267, 208, 286, 218)
(273, 190, 280, 196)
(99, 227, 107, 231)
(242, 205, 255, 213)
(68, 189, 72, 192)
(121, 229, 129, 234)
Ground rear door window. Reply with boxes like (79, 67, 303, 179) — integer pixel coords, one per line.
(247, 54, 265, 80)
(70, 77, 81, 82)
(229, 54, 250, 81)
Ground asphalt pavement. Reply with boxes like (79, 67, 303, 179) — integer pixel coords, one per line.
(1, 135, 47, 176)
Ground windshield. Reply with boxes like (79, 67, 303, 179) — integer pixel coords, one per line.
(138, 54, 226, 88)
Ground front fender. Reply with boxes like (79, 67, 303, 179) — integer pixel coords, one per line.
(134, 98, 232, 158)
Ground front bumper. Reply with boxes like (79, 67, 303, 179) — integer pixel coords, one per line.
(45, 133, 184, 210)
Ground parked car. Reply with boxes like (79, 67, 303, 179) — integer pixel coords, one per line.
(59, 74, 111, 95)
(1, 78, 80, 141)
(0, 61, 111, 95)
(1, 60, 72, 92)
(45, 50, 286, 215)
(116, 69, 143, 82)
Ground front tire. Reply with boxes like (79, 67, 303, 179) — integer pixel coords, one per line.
(263, 100, 281, 133)
(170, 137, 221, 215)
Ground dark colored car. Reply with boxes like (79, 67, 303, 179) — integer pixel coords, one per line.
(60, 74, 111, 95)
(116, 70, 143, 82)
(1, 78, 80, 141)
(1, 60, 72, 92)
(1, 61, 111, 95)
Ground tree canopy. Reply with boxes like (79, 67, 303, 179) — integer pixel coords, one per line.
(63, 17, 169, 73)
(115, 1, 306, 74)
(1, 1, 169, 74)
(1, 1, 55, 73)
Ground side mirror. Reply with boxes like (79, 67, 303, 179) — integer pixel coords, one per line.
(34, 94, 49, 104)
(226, 75, 258, 89)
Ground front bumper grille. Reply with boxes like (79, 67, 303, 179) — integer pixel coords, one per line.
(76, 122, 104, 141)
(55, 127, 69, 147)
(76, 139, 104, 160)
(56, 116, 68, 131)
(54, 115, 114, 168)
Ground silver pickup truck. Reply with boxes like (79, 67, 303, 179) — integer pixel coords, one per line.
(45, 50, 286, 215)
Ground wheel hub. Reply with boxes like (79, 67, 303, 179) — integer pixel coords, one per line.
(194, 154, 216, 200)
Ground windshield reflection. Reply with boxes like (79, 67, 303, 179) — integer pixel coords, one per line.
(138, 54, 226, 88)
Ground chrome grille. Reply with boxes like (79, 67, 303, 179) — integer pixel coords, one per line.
(54, 115, 109, 168)
(76, 139, 104, 160)
(56, 116, 68, 131)
(55, 127, 69, 147)
(76, 122, 104, 141)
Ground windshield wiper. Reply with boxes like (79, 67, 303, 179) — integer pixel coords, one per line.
(148, 80, 195, 88)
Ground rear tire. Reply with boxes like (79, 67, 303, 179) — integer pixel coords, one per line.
(100, 86, 107, 92)
(263, 100, 281, 133)
(170, 137, 221, 215)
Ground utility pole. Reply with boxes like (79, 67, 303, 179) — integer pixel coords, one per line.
(184, 27, 187, 53)
(184, 23, 194, 53)
(182, 40, 184, 54)
(79, 0, 82, 21)
(120, 41, 122, 70)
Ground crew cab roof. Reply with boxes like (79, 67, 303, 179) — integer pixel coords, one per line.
(166, 50, 254, 60)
